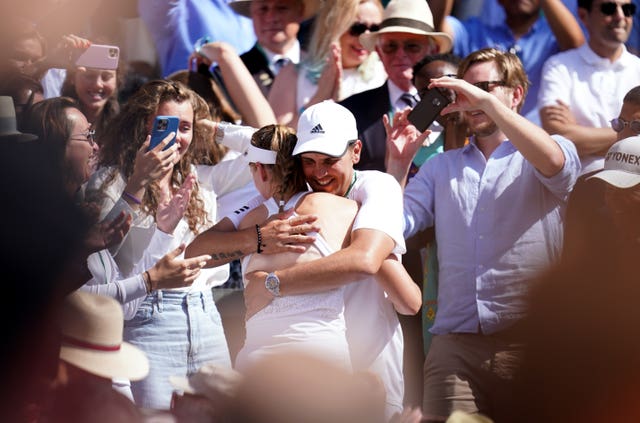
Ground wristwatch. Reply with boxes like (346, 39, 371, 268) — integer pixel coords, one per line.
(265, 272, 281, 297)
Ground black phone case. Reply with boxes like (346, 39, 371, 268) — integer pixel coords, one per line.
(407, 88, 451, 132)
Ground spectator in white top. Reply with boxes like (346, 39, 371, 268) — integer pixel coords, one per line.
(538, 0, 640, 175)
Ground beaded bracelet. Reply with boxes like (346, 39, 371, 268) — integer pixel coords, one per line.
(255, 224, 263, 254)
(122, 191, 142, 205)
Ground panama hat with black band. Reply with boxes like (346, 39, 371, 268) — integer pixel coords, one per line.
(359, 0, 452, 53)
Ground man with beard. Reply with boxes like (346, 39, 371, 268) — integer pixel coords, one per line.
(384, 48, 581, 420)
(432, 0, 584, 124)
(538, 0, 640, 176)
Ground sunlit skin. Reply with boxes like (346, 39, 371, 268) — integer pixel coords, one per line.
(73, 68, 117, 122)
(339, 2, 382, 70)
(250, 0, 304, 54)
(462, 61, 518, 138)
(376, 32, 437, 92)
(65, 107, 99, 193)
(153, 100, 194, 158)
(579, 0, 633, 59)
(299, 142, 361, 196)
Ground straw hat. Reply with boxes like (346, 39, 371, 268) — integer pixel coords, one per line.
(59, 292, 149, 381)
(360, 0, 452, 53)
(229, 0, 320, 21)
(0, 96, 37, 143)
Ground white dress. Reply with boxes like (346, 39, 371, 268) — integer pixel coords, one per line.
(234, 192, 351, 371)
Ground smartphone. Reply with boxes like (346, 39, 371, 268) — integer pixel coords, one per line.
(148, 116, 179, 151)
(407, 88, 451, 132)
(75, 44, 120, 70)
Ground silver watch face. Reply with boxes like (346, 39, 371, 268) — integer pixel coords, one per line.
(265, 273, 280, 295)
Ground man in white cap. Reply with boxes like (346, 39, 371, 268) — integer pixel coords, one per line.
(339, 0, 452, 172)
(187, 101, 421, 418)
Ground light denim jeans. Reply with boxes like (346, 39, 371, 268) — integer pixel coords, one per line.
(124, 289, 231, 410)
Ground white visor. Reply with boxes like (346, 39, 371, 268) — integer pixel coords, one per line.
(244, 144, 277, 164)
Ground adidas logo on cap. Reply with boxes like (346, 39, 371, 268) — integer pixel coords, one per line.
(310, 124, 325, 134)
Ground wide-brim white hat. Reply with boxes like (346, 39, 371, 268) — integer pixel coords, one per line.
(59, 292, 149, 381)
(587, 135, 640, 188)
(229, 0, 320, 21)
(360, 0, 452, 53)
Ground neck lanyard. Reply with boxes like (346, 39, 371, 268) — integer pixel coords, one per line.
(343, 171, 357, 198)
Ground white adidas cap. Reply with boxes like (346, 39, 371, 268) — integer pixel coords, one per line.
(587, 135, 640, 188)
(293, 101, 359, 157)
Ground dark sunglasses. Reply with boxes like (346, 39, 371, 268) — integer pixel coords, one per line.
(349, 22, 380, 37)
(599, 2, 636, 17)
(610, 117, 640, 133)
(472, 80, 507, 92)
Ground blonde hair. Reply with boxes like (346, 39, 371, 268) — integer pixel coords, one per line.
(458, 48, 531, 112)
(251, 125, 307, 206)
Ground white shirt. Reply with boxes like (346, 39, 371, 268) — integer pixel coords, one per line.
(538, 43, 640, 174)
(262, 40, 301, 75)
(388, 79, 418, 114)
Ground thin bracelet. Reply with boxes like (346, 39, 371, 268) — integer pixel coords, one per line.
(122, 191, 142, 205)
(255, 224, 263, 254)
(143, 270, 153, 293)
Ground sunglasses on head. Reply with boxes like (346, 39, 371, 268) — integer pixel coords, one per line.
(349, 22, 380, 37)
(599, 2, 636, 17)
(472, 80, 507, 92)
(610, 117, 640, 133)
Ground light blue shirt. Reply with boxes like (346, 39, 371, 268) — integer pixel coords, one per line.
(138, 0, 256, 77)
(403, 135, 580, 334)
(447, 15, 561, 125)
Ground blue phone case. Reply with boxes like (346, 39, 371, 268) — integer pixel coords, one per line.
(149, 116, 179, 151)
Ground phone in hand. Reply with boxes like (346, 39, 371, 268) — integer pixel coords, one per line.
(407, 88, 452, 132)
(75, 44, 120, 70)
(148, 116, 179, 151)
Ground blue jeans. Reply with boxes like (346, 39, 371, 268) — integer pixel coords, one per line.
(124, 289, 231, 410)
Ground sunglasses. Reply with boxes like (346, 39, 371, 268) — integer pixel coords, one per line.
(472, 80, 507, 92)
(599, 2, 636, 17)
(610, 117, 640, 133)
(349, 22, 380, 37)
(380, 40, 427, 55)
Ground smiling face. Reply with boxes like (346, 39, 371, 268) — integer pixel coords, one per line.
(250, 0, 304, 54)
(73, 68, 117, 118)
(299, 142, 361, 195)
(65, 107, 99, 191)
(339, 1, 383, 70)
(376, 33, 436, 91)
(580, 0, 634, 57)
(154, 100, 194, 158)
